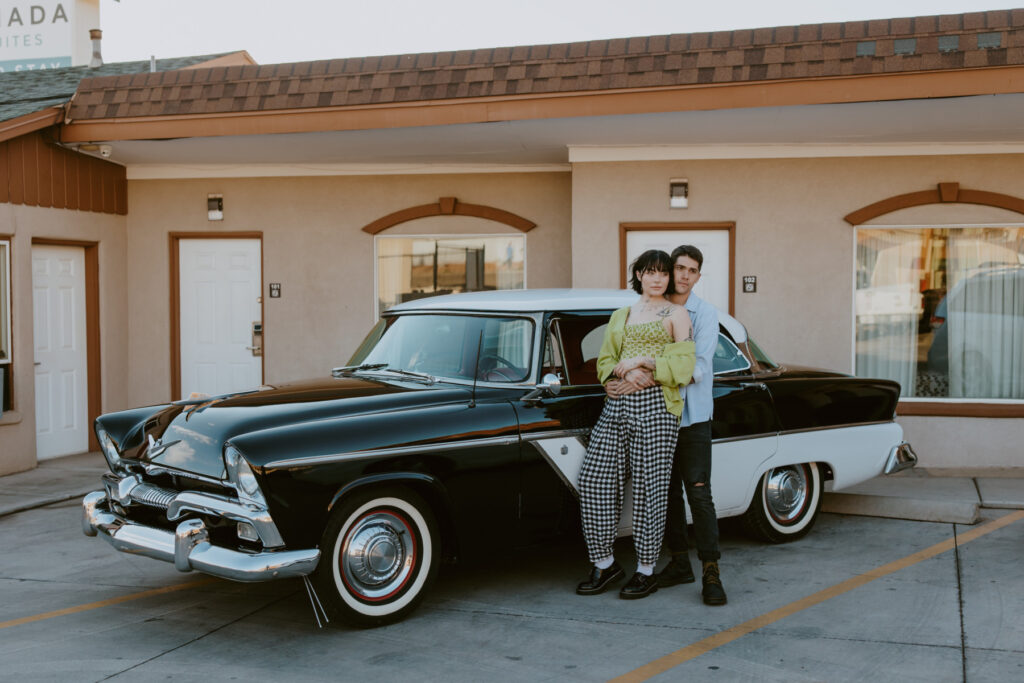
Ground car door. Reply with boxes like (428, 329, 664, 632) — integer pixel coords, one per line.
(515, 312, 610, 540)
(708, 332, 781, 516)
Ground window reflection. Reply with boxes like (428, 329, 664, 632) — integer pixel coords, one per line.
(855, 227, 1024, 399)
(377, 236, 525, 316)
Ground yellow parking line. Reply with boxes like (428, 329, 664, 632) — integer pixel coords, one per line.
(612, 509, 1024, 683)
(0, 577, 218, 630)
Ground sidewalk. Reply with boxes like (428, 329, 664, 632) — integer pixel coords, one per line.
(821, 466, 1024, 524)
(0, 451, 107, 518)
(2, 451, 1024, 523)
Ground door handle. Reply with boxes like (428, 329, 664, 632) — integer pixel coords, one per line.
(34, 362, 41, 366)
(740, 382, 767, 390)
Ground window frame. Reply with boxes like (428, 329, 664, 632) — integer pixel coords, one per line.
(0, 237, 11, 414)
(852, 222, 1024, 418)
(373, 232, 527, 320)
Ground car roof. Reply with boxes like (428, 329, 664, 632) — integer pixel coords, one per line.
(387, 288, 747, 342)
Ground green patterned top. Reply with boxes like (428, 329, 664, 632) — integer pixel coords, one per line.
(621, 319, 673, 359)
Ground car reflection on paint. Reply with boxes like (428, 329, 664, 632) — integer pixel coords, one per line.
(82, 289, 917, 627)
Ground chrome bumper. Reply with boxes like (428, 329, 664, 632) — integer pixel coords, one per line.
(82, 490, 320, 582)
(884, 441, 918, 475)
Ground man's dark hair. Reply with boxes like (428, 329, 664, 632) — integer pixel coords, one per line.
(629, 249, 675, 294)
(670, 244, 704, 271)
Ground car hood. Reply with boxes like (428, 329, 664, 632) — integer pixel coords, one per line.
(120, 376, 472, 480)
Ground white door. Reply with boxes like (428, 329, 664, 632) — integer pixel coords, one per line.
(625, 229, 731, 313)
(179, 239, 262, 400)
(33, 245, 89, 459)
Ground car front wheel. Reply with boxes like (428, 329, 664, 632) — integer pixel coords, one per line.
(741, 462, 822, 543)
(314, 487, 439, 628)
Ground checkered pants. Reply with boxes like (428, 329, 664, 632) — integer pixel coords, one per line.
(578, 386, 679, 566)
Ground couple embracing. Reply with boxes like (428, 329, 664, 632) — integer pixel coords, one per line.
(576, 245, 726, 606)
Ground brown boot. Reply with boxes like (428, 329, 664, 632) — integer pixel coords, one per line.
(701, 561, 727, 605)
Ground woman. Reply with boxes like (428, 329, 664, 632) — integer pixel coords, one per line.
(576, 249, 696, 599)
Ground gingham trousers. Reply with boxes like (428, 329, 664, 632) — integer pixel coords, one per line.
(578, 385, 679, 566)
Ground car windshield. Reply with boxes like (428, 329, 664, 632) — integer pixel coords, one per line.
(352, 314, 535, 383)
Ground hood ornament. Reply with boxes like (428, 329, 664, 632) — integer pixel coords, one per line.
(146, 433, 182, 458)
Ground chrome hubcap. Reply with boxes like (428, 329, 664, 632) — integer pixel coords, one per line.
(764, 465, 809, 523)
(341, 511, 415, 599)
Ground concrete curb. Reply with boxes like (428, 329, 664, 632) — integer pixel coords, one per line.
(822, 492, 981, 524)
(0, 488, 98, 519)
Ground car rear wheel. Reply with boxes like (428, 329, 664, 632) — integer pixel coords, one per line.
(741, 463, 822, 543)
(314, 487, 439, 628)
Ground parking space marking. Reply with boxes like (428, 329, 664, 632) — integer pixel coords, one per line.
(0, 577, 217, 630)
(612, 510, 1024, 683)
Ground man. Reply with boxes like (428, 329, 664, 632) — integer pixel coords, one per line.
(606, 245, 726, 605)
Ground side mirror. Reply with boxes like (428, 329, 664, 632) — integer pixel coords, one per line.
(521, 373, 562, 403)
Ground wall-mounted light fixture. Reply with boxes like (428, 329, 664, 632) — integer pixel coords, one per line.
(208, 194, 223, 221)
(669, 178, 689, 209)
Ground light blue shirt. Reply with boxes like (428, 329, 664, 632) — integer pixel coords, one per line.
(678, 293, 718, 427)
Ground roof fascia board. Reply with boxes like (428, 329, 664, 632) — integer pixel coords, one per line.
(126, 162, 571, 180)
(61, 65, 1024, 144)
(568, 142, 1024, 162)
(0, 107, 64, 144)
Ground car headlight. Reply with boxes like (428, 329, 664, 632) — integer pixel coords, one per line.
(223, 444, 267, 506)
(96, 427, 124, 473)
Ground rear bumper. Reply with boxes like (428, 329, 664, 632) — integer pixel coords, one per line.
(884, 441, 918, 475)
(82, 490, 319, 582)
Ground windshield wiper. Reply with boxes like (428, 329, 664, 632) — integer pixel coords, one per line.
(331, 363, 388, 377)
(378, 367, 436, 385)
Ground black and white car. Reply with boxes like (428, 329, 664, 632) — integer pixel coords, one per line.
(83, 289, 916, 626)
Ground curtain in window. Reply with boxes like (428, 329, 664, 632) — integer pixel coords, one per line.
(855, 229, 922, 396)
(946, 230, 1024, 398)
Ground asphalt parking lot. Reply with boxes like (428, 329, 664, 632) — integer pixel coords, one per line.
(1, 499, 1022, 682)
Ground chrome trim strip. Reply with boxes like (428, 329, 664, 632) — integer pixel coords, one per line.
(82, 491, 318, 581)
(885, 441, 918, 475)
(265, 434, 519, 469)
(521, 428, 589, 442)
(141, 463, 226, 487)
(712, 432, 778, 444)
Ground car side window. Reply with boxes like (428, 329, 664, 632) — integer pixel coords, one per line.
(713, 333, 752, 375)
(547, 317, 608, 385)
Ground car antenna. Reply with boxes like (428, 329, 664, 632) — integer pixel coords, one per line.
(470, 330, 483, 408)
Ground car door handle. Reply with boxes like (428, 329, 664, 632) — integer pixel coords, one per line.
(740, 382, 767, 390)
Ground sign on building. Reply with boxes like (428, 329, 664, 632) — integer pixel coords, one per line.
(0, 0, 99, 72)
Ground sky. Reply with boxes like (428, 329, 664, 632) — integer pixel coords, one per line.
(99, 0, 1021, 65)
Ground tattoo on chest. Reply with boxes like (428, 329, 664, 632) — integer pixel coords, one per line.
(655, 306, 673, 319)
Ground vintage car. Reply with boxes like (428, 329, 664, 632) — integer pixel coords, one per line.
(82, 289, 917, 627)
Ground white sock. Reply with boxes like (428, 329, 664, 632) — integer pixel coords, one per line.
(637, 563, 654, 576)
(595, 556, 614, 570)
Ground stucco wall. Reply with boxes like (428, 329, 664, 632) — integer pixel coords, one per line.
(125, 172, 571, 407)
(0, 203, 127, 476)
(571, 155, 1024, 470)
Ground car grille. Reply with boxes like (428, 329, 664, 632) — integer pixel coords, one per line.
(129, 482, 177, 510)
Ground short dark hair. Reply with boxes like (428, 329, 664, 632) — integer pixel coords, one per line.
(628, 249, 675, 294)
(670, 244, 704, 271)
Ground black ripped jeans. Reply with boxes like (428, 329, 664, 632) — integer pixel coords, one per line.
(664, 420, 720, 562)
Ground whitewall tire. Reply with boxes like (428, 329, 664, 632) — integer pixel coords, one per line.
(314, 487, 439, 627)
(741, 462, 823, 543)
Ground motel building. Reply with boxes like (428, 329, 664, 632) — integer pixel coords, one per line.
(1, 8, 1023, 477)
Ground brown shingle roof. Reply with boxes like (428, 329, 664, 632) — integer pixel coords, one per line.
(68, 9, 1024, 122)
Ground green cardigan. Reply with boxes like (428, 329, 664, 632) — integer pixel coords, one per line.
(595, 306, 697, 417)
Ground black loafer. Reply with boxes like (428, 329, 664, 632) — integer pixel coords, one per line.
(576, 562, 624, 595)
(656, 556, 696, 588)
(619, 572, 658, 599)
